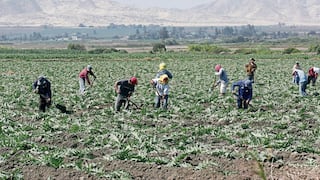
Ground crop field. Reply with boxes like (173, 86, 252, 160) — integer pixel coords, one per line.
(1, 50, 320, 179)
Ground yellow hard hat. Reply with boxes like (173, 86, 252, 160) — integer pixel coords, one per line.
(159, 74, 169, 84)
(159, 63, 166, 70)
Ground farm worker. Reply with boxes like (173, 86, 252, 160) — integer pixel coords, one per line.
(150, 74, 170, 109)
(245, 58, 257, 83)
(32, 76, 52, 112)
(214, 64, 229, 96)
(79, 65, 97, 94)
(231, 79, 253, 109)
(155, 62, 173, 79)
(307, 67, 320, 86)
(292, 62, 301, 72)
(293, 67, 308, 96)
(114, 76, 138, 112)
(292, 62, 301, 84)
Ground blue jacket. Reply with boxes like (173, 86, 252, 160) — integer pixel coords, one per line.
(156, 69, 173, 79)
(231, 80, 253, 101)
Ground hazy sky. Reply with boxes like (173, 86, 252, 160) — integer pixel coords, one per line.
(113, 0, 213, 9)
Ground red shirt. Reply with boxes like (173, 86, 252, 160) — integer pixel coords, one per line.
(79, 68, 93, 84)
(308, 67, 318, 78)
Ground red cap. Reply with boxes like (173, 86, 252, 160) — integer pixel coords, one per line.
(130, 77, 138, 85)
(215, 64, 221, 72)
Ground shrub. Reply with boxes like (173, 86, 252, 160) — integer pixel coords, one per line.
(164, 39, 179, 45)
(88, 48, 105, 54)
(283, 47, 300, 54)
(88, 48, 128, 54)
(234, 48, 257, 54)
(67, 43, 86, 51)
(308, 44, 320, 54)
(188, 44, 230, 54)
(152, 43, 166, 53)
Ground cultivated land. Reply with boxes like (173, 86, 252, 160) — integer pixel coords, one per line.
(1, 48, 320, 179)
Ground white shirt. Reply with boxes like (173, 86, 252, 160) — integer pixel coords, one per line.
(152, 78, 169, 96)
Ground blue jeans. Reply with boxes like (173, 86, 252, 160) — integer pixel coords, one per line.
(155, 95, 168, 109)
(299, 81, 307, 96)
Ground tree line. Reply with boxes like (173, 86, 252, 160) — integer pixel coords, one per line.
(0, 24, 319, 43)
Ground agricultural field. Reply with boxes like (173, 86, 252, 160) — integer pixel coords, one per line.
(1, 49, 320, 179)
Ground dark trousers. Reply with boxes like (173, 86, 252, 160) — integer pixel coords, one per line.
(39, 97, 51, 112)
(307, 76, 317, 86)
(237, 98, 249, 109)
(115, 94, 129, 111)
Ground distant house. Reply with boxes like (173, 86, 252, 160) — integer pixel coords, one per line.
(71, 35, 78, 41)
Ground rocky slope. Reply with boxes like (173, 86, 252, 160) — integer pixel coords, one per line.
(0, 0, 318, 26)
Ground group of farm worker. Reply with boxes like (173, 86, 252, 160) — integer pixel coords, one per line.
(292, 61, 320, 96)
(31, 63, 173, 112)
(31, 59, 254, 112)
(32, 57, 317, 112)
(114, 62, 173, 112)
(31, 65, 98, 112)
(213, 57, 257, 109)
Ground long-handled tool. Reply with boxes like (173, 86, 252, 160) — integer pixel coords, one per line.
(129, 99, 144, 110)
(88, 77, 96, 89)
(124, 98, 143, 110)
(153, 86, 166, 108)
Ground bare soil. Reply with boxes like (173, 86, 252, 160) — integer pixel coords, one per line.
(2, 140, 320, 179)
(18, 157, 320, 180)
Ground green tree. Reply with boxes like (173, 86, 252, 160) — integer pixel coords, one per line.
(152, 43, 166, 53)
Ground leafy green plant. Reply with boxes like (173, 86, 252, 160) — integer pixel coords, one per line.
(1, 48, 320, 178)
(45, 154, 64, 169)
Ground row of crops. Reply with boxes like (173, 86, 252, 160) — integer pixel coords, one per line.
(1, 51, 320, 178)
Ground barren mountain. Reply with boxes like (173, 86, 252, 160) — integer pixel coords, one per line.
(0, 0, 319, 26)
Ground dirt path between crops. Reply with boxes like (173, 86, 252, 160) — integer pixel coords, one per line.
(1, 140, 320, 179)
(19, 157, 320, 179)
